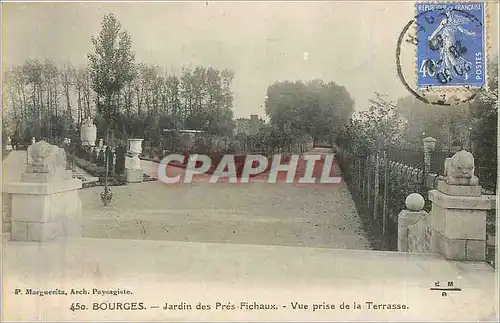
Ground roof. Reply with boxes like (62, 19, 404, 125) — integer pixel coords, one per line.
(162, 129, 204, 133)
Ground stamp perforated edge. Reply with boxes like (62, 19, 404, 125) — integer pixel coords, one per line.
(412, 1, 491, 93)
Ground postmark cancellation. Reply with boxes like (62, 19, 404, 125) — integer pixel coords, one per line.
(396, 1, 492, 105)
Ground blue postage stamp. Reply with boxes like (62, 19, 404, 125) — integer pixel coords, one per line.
(415, 2, 485, 88)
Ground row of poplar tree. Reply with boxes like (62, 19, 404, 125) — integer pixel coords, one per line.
(3, 14, 236, 146)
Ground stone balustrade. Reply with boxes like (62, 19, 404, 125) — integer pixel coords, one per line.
(398, 193, 430, 253)
(4, 141, 83, 242)
(398, 150, 496, 262)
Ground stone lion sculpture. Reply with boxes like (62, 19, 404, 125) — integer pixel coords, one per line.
(29, 141, 67, 173)
(443, 150, 479, 186)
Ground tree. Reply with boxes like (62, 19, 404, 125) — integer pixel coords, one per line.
(165, 74, 182, 123)
(396, 95, 472, 146)
(264, 80, 354, 144)
(336, 92, 406, 155)
(175, 66, 235, 135)
(469, 58, 498, 188)
(22, 60, 44, 139)
(396, 96, 447, 141)
(361, 92, 406, 149)
(74, 67, 90, 127)
(88, 13, 136, 144)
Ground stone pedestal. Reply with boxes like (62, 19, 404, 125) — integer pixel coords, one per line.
(397, 193, 427, 252)
(125, 139, 144, 183)
(27, 145, 33, 165)
(437, 180, 481, 196)
(398, 210, 427, 252)
(4, 141, 83, 242)
(126, 168, 143, 183)
(429, 180, 495, 261)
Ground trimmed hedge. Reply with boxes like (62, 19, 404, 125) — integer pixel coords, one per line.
(73, 155, 107, 177)
(115, 145, 126, 175)
(74, 154, 157, 188)
(73, 155, 127, 186)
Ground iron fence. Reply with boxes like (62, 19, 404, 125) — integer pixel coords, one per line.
(386, 146, 426, 171)
(337, 148, 425, 251)
(336, 145, 496, 267)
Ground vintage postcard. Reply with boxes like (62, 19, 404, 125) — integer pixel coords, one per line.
(1, 0, 498, 321)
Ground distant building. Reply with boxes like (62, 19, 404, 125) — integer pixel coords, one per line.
(234, 115, 265, 136)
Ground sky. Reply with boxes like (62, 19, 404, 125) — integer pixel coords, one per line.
(2, 1, 498, 118)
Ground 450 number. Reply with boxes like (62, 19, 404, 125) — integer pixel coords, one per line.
(70, 303, 87, 312)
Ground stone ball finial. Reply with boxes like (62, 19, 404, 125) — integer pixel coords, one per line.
(405, 193, 425, 211)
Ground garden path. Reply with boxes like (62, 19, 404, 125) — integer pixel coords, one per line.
(2, 149, 371, 250)
(81, 148, 371, 250)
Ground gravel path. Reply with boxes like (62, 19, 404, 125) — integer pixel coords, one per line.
(81, 149, 371, 250)
(3, 150, 371, 250)
(80, 180, 371, 249)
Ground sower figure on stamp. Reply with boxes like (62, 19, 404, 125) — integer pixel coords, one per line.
(428, 7, 477, 80)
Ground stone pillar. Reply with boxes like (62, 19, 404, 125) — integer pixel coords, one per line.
(112, 148, 116, 174)
(4, 141, 82, 242)
(398, 193, 427, 252)
(429, 150, 496, 261)
(5, 136, 13, 151)
(27, 137, 36, 165)
(423, 137, 437, 174)
(125, 138, 144, 183)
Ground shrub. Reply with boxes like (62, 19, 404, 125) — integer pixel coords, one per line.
(115, 145, 126, 175)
